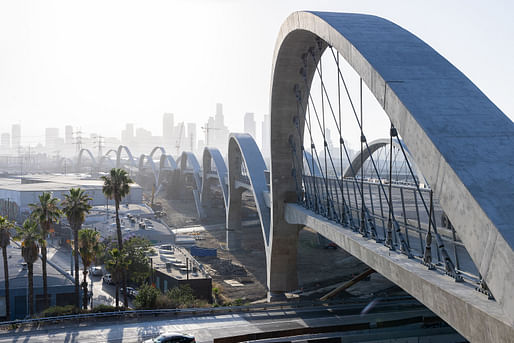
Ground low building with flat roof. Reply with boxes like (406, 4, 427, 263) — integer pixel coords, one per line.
(150, 245, 212, 302)
(0, 244, 76, 320)
(0, 174, 143, 221)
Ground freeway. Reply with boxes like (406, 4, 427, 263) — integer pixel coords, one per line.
(0, 301, 462, 343)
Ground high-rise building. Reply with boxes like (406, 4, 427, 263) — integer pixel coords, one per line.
(65, 125, 73, 145)
(205, 103, 229, 153)
(121, 123, 134, 145)
(244, 112, 256, 139)
(0, 133, 10, 151)
(187, 123, 197, 152)
(11, 124, 21, 150)
(45, 128, 60, 150)
(261, 114, 270, 158)
(163, 113, 174, 139)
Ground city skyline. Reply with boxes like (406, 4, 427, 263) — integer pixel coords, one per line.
(0, 102, 271, 157)
(1, 1, 513, 150)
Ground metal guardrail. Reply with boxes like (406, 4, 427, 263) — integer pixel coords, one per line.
(0, 297, 418, 330)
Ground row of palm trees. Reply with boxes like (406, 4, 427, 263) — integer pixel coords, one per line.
(0, 168, 133, 319)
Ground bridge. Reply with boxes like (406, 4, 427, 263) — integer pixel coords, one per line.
(68, 11, 514, 341)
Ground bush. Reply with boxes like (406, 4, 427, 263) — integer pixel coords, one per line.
(91, 304, 118, 313)
(166, 284, 208, 309)
(134, 283, 161, 309)
(154, 294, 173, 309)
(40, 305, 79, 317)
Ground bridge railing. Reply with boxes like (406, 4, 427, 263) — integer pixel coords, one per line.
(300, 175, 479, 281)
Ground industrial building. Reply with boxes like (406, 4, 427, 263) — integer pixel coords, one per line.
(0, 174, 143, 221)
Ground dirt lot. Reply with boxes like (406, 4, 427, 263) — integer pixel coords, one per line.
(154, 190, 399, 304)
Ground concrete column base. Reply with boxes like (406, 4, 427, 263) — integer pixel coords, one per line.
(267, 291, 287, 302)
(226, 229, 242, 251)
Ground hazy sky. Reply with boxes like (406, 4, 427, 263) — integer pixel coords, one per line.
(1, 0, 513, 146)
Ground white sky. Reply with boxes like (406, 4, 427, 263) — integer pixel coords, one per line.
(1, 0, 513, 146)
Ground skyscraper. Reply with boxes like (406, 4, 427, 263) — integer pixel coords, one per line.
(121, 123, 134, 145)
(65, 125, 73, 145)
(261, 114, 270, 158)
(0, 133, 10, 151)
(244, 112, 256, 138)
(11, 124, 21, 150)
(45, 128, 60, 150)
(205, 103, 229, 153)
(163, 113, 174, 139)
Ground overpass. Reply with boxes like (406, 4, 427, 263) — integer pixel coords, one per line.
(69, 11, 514, 341)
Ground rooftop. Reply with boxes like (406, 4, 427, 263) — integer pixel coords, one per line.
(0, 243, 74, 289)
(150, 246, 210, 281)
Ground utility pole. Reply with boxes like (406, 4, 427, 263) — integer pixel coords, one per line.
(93, 135, 105, 159)
(73, 130, 83, 153)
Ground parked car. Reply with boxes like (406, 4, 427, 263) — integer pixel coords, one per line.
(102, 273, 113, 284)
(144, 332, 195, 343)
(120, 286, 138, 298)
(91, 266, 103, 276)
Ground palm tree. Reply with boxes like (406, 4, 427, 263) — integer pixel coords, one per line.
(106, 248, 130, 310)
(0, 216, 14, 319)
(29, 192, 62, 309)
(14, 219, 42, 317)
(61, 188, 92, 309)
(102, 168, 133, 307)
(78, 228, 100, 309)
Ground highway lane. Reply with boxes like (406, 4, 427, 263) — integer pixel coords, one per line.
(0, 302, 436, 343)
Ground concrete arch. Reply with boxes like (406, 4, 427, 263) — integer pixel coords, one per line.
(76, 148, 97, 171)
(270, 11, 514, 338)
(226, 133, 270, 253)
(138, 154, 159, 186)
(343, 138, 426, 185)
(159, 154, 178, 171)
(116, 145, 137, 169)
(201, 147, 229, 208)
(303, 151, 321, 177)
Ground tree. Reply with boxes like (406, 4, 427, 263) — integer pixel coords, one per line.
(29, 192, 62, 308)
(14, 219, 42, 317)
(78, 228, 100, 310)
(0, 216, 14, 319)
(61, 188, 92, 309)
(115, 237, 151, 285)
(101, 168, 133, 307)
(134, 283, 160, 309)
(106, 248, 130, 310)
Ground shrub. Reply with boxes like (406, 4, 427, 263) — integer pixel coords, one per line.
(134, 283, 161, 309)
(154, 294, 173, 309)
(40, 305, 78, 317)
(91, 304, 118, 313)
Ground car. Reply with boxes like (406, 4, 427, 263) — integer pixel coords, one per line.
(91, 266, 103, 276)
(143, 332, 195, 343)
(120, 286, 138, 298)
(102, 273, 113, 284)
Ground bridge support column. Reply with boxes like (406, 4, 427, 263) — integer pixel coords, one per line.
(226, 188, 245, 251)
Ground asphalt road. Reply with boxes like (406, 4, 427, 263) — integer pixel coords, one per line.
(0, 303, 437, 343)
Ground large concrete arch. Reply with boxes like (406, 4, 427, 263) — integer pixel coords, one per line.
(226, 133, 270, 253)
(116, 145, 137, 169)
(201, 147, 229, 208)
(270, 11, 514, 339)
(343, 138, 426, 185)
(76, 148, 97, 171)
(159, 154, 177, 171)
(303, 151, 321, 177)
(138, 154, 159, 186)
(176, 151, 204, 218)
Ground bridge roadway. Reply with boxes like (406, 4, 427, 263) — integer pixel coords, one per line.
(0, 301, 462, 342)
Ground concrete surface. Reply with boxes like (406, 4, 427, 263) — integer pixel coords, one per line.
(269, 11, 514, 322)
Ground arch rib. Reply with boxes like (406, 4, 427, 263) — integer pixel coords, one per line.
(201, 147, 229, 208)
(270, 11, 514, 339)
